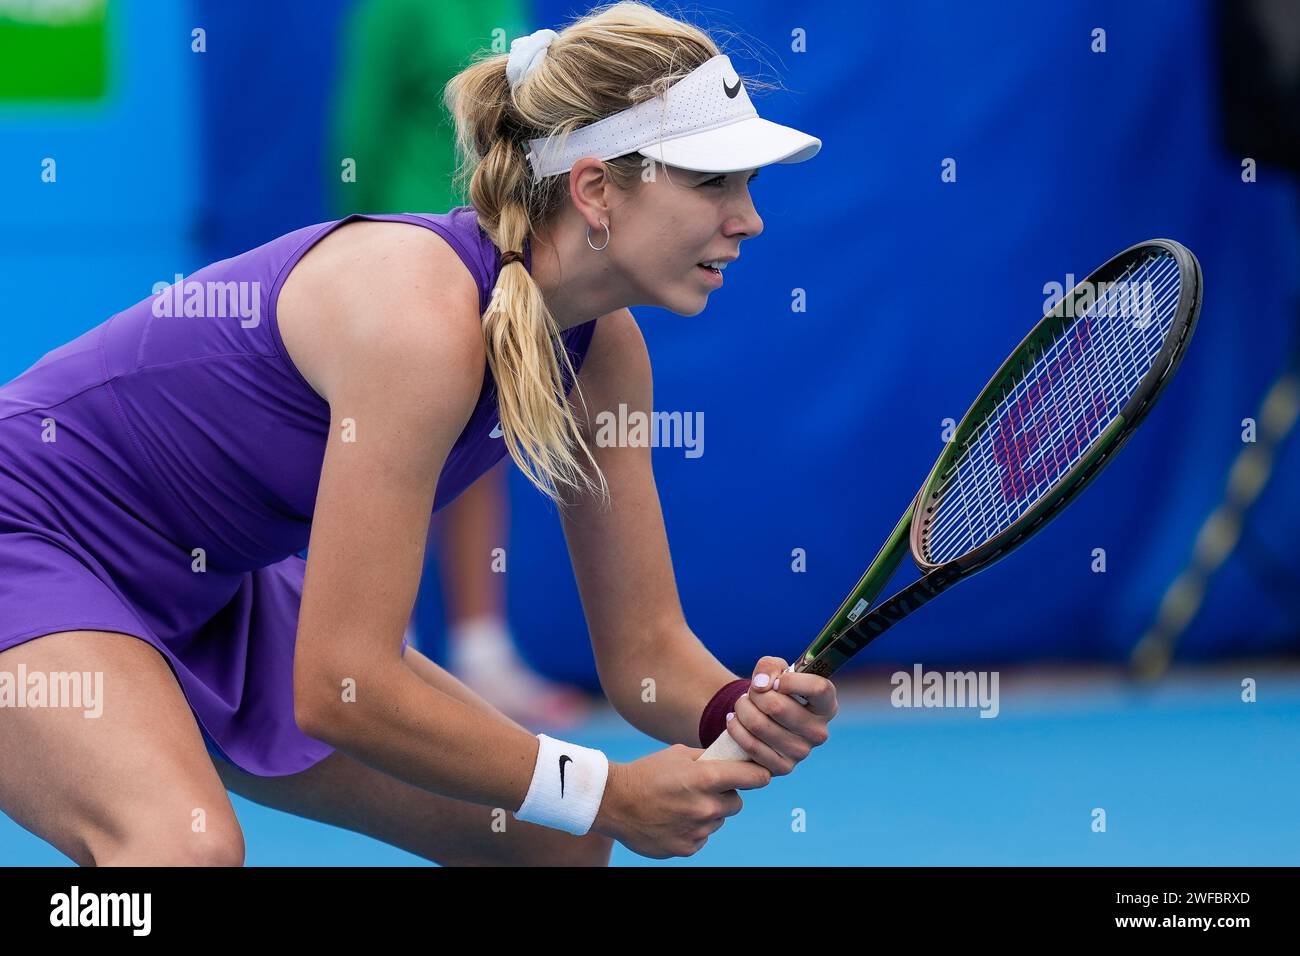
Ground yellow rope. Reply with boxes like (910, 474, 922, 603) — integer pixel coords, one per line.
(1130, 372, 1300, 678)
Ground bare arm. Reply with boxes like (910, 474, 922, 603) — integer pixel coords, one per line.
(290, 229, 541, 811)
(559, 310, 739, 746)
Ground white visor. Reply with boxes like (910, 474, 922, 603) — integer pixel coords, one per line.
(524, 54, 821, 180)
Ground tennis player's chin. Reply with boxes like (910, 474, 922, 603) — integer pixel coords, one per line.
(672, 292, 711, 317)
(652, 278, 715, 317)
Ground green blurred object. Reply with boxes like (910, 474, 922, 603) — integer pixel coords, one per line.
(0, 0, 109, 101)
(330, 0, 527, 215)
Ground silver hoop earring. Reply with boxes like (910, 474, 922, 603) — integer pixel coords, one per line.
(586, 221, 610, 251)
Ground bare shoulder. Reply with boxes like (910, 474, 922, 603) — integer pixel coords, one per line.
(277, 219, 484, 405)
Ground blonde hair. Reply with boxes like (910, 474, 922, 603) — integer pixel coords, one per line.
(443, 1, 773, 507)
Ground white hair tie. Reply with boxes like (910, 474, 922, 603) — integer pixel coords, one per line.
(507, 28, 558, 89)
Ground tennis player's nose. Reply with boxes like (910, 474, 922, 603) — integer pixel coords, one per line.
(727, 207, 763, 240)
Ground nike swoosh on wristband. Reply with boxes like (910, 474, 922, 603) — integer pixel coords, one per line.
(723, 77, 742, 98)
(559, 754, 572, 796)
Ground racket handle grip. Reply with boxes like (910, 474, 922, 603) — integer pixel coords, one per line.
(699, 726, 749, 761)
(697, 666, 809, 762)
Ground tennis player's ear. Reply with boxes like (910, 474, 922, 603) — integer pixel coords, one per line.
(749, 657, 789, 692)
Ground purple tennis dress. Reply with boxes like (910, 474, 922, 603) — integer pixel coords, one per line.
(0, 208, 598, 776)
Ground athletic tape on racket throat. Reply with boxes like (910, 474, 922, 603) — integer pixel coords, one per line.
(520, 54, 821, 181)
(513, 734, 609, 836)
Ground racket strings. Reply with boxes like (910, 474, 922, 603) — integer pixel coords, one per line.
(930, 252, 1180, 558)
(988, 256, 1177, 497)
(923, 251, 1182, 564)
(945, 253, 1181, 548)
(933, 265, 1176, 559)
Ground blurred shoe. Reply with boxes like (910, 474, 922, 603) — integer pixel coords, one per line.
(447, 615, 591, 731)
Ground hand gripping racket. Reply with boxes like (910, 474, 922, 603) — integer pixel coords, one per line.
(701, 238, 1203, 761)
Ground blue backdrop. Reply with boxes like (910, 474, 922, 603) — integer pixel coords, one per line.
(2, 0, 1296, 687)
(502, 0, 1300, 679)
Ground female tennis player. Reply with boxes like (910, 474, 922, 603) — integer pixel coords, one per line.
(0, 1, 834, 865)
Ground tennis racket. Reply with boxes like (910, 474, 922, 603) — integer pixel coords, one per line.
(701, 238, 1203, 761)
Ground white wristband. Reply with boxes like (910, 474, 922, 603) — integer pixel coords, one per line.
(513, 734, 609, 836)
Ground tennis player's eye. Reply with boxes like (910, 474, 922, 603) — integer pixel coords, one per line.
(701, 173, 760, 188)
